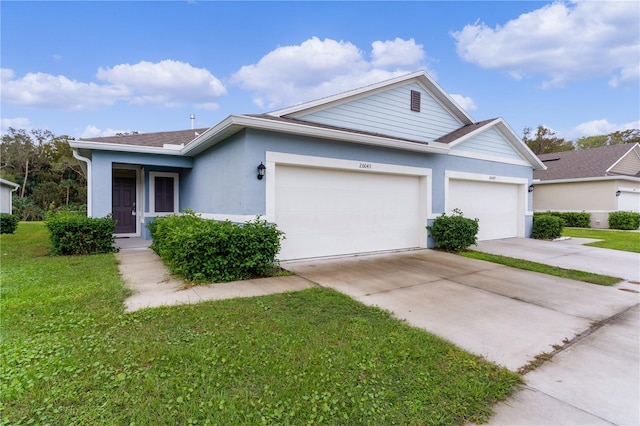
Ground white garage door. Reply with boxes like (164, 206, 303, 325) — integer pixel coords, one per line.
(448, 179, 520, 241)
(618, 191, 640, 212)
(275, 165, 421, 260)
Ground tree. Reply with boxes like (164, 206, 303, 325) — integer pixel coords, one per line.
(575, 129, 640, 150)
(0, 128, 87, 219)
(523, 125, 574, 155)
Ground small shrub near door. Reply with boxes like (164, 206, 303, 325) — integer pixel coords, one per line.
(608, 211, 640, 230)
(427, 208, 479, 252)
(0, 214, 19, 234)
(531, 214, 563, 240)
(46, 212, 117, 255)
(533, 211, 591, 228)
(148, 211, 285, 282)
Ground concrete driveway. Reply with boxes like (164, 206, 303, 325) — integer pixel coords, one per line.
(281, 248, 639, 425)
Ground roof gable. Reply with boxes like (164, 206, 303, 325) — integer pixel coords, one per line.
(534, 143, 640, 181)
(285, 81, 464, 143)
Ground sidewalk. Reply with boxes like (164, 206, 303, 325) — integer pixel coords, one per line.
(115, 247, 314, 312)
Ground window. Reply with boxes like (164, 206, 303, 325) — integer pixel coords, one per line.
(410, 90, 421, 112)
(149, 172, 178, 214)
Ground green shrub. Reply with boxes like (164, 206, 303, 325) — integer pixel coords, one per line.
(148, 211, 284, 282)
(427, 209, 479, 252)
(531, 214, 563, 239)
(608, 211, 640, 230)
(534, 211, 590, 228)
(46, 212, 117, 255)
(0, 214, 19, 234)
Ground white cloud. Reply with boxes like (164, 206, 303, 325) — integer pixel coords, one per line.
(452, 1, 640, 88)
(559, 118, 640, 140)
(0, 60, 227, 111)
(450, 94, 477, 112)
(1, 117, 32, 131)
(371, 38, 425, 68)
(80, 125, 132, 138)
(232, 36, 428, 109)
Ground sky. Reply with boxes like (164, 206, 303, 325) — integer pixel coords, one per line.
(1, 1, 639, 142)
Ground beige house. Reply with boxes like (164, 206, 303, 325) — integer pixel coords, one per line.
(533, 143, 640, 228)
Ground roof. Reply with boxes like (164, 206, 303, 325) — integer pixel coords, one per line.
(0, 178, 20, 189)
(534, 143, 640, 181)
(82, 128, 209, 148)
(434, 119, 497, 144)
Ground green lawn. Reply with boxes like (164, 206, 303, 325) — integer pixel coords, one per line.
(1, 223, 520, 425)
(562, 228, 640, 253)
(460, 251, 621, 286)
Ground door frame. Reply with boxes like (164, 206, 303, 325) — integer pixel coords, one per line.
(113, 165, 144, 238)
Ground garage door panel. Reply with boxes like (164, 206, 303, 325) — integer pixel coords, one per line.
(449, 179, 520, 241)
(275, 165, 421, 260)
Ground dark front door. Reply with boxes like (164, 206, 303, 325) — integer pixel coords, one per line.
(113, 175, 136, 234)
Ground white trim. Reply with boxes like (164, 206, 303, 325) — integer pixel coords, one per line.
(0, 178, 20, 190)
(182, 115, 450, 157)
(265, 151, 432, 248)
(149, 172, 179, 215)
(533, 209, 612, 213)
(448, 149, 532, 167)
(605, 143, 640, 173)
(617, 186, 640, 193)
(445, 170, 529, 185)
(534, 175, 640, 184)
(72, 150, 92, 217)
(70, 140, 185, 156)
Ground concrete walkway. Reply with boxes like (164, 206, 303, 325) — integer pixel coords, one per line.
(116, 247, 314, 312)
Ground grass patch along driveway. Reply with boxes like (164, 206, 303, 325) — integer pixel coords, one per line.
(1, 223, 520, 425)
(562, 228, 640, 253)
(460, 251, 621, 286)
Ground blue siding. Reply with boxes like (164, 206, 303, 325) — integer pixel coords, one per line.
(299, 82, 462, 142)
(451, 127, 523, 161)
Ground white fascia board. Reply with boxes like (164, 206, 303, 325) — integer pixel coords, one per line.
(0, 178, 20, 190)
(605, 142, 640, 173)
(69, 140, 183, 156)
(535, 176, 640, 184)
(183, 114, 450, 155)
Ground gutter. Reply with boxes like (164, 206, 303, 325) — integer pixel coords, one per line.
(72, 149, 92, 216)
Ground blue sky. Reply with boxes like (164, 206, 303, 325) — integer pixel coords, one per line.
(1, 1, 638, 141)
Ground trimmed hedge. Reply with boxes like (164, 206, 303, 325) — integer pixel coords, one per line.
(534, 211, 591, 228)
(0, 214, 19, 234)
(608, 211, 640, 230)
(531, 214, 563, 239)
(148, 211, 284, 282)
(46, 213, 117, 255)
(427, 209, 479, 252)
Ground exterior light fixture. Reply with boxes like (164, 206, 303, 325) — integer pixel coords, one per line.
(616, 190, 621, 196)
(528, 184, 534, 193)
(257, 162, 266, 180)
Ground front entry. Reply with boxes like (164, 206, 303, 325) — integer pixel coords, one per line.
(113, 170, 137, 234)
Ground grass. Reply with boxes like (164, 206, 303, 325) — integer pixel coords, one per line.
(460, 251, 621, 286)
(1, 222, 520, 425)
(562, 228, 640, 253)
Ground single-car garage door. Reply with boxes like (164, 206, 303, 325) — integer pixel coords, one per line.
(275, 165, 422, 260)
(448, 179, 521, 241)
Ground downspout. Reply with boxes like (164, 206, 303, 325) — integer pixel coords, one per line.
(72, 149, 92, 217)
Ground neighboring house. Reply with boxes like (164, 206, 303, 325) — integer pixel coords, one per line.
(533, 143, 640, 228)
(0, 178, 20, 214)
(69, 71, 544, 260)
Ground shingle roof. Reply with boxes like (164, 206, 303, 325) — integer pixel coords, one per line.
(534, 143, 639, 181)
(81, 128, 209, 147)
(434, 119, 497, 144)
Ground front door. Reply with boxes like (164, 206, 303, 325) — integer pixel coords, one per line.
(113, 173, 137, 234)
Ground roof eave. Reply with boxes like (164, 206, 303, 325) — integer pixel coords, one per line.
(534, 175, 640, 184)
(182, 114, 450, 156)
(69, 140, 185, 155)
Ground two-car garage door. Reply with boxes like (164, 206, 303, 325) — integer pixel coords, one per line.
(275, 165, 422, 260)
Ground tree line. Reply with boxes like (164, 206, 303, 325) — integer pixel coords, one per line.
(1, 128, 86, 220)
(1, 126, 639, 220)
(523, 126, 640, 155)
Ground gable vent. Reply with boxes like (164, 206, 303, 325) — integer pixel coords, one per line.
(410, 90, 421, 112)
